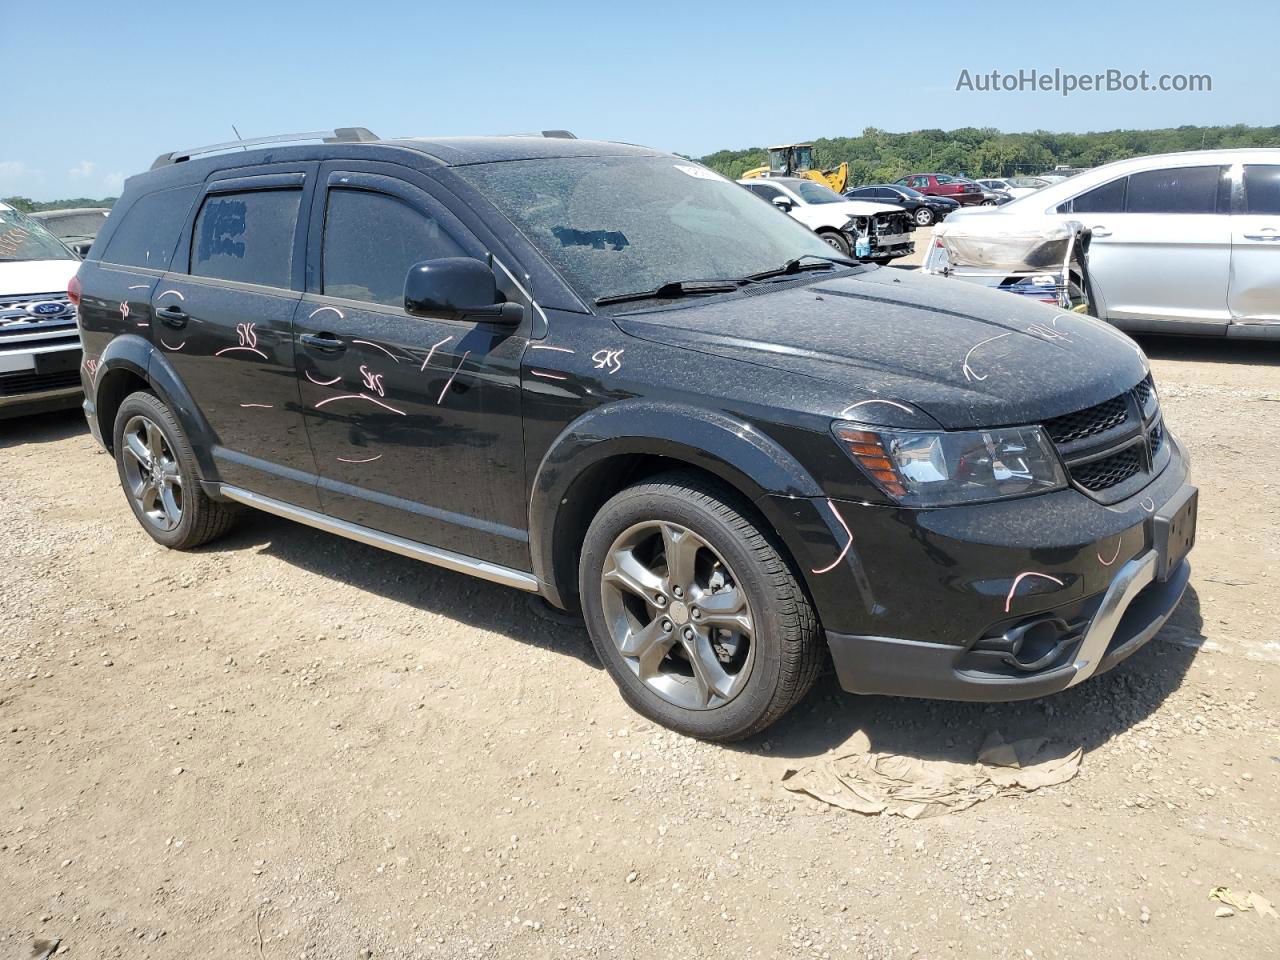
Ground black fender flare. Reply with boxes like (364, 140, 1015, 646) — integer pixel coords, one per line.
(94, 334, 221, 481)
(528, 399, 824, 607)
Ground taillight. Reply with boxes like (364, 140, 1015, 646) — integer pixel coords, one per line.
(67, 273, 82, 307)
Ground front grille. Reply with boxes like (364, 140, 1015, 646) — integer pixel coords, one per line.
(1071, 446, 1144, 491)
(1043, 374, 1166, 501)
(0, 369, 82, 397)
(0, 292, 76, 327)
(1044, 394, 1129, 444)
(1149, 421, 1164, 456)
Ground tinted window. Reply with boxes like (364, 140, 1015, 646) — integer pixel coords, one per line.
(1125, 165, 1222, 214)
(192, 190, 300, 286)
(1070, 177, 1127, 214)
(99, 186, 197, 269)
(846, 187, 873, 198)
(322, 189, 466, 307)
(1243, 165, 1280, 215)
(747, 183, 785, 202)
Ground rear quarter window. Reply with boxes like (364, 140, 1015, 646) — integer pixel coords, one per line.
(98, 186, 199, 269)
(191, 189, 301, 288)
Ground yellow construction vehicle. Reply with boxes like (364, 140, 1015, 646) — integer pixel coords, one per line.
(741, 144, 849, 194)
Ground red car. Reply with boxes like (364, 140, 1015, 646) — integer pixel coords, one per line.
(895, 173, 985, 206)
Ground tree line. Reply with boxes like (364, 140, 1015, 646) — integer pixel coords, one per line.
(2, 195, 117, 213)
(699, 124, 1280, 183)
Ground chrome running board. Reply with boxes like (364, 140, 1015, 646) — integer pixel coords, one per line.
(218, 485, 541, 593)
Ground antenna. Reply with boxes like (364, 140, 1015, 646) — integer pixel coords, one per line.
(232, 125, 247, 151)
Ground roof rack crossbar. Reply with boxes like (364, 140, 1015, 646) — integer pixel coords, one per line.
(150, 127, 379, 169)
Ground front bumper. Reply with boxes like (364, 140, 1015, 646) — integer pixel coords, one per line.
(766, 433, 1197, 702)
(827, 550, 1189, 701)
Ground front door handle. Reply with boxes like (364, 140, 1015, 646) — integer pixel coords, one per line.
(300, 332, 346, 353)
(1091, 225, 1113, 238)
(1242, 231, 1280, 241)
(157, 305, 188, 328)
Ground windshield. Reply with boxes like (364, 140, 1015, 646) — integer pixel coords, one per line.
(40, 211, 109, 240)
(0, 208, 75, 262)
(459, 156, 840, 304)
(789, 180, 845, 204)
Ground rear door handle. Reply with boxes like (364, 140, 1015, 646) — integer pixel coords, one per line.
(300, 332, 346, 353)
(1242, 232, 1280, 241)
(1091, 226, 1113, 237)
(157, 305, 188, 328)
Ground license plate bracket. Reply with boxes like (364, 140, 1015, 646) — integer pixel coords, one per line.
(1153, 484, 1197, 581)
(34, 349, 81, 376)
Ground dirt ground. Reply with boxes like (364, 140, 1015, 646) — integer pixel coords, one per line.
(2, 336, 1278, 960)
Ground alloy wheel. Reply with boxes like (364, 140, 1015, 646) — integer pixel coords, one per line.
(599, 520, 755, 711)
(915, 207, 934, 226)
(120, 415, 184, 531)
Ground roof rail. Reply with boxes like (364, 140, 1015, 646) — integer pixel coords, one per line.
(541, 130, 577, 139)
(150, 127, 379, 169)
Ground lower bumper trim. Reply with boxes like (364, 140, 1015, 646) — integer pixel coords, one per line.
(827, 556, 1191, 702)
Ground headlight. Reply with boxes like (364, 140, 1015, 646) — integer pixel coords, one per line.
(832, 422, 1067, 507)
(845, 216, 869, 233)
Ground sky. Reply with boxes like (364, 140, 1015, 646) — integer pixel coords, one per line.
(2, 0, 1275, 200)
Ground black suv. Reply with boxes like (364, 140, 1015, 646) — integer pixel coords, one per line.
(74, 128, 1198, 741)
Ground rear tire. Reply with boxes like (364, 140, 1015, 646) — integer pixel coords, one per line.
(580, 471, 822, 741)
(818, 230, 851, 257)
(112, 390, 236, 549)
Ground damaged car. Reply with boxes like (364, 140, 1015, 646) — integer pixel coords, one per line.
(739, 176, 916, 264)
(76, 129, 1196, 741)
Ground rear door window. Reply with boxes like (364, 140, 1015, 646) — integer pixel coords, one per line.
(321, 189, 466, 307)
(99, 186, 198, 269)
(191, 189, 301, 287)
(1124, 165, 1225, 214)
(1242, 165, 1280, 215)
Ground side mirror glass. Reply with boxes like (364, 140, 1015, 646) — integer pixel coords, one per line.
(772, 196, 794, 213)
(404, 257, 523, 324)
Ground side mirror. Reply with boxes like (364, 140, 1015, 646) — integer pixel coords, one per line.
(404, 257, 523, 324)
(772, 196, 794, 213)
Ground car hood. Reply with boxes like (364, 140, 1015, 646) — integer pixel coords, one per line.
(0, 259, 79, 297)
(615, 267, 1148, 430)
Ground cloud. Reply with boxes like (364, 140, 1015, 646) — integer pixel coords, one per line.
(0, 160, 35, 189)
(69, 159, 96, 179)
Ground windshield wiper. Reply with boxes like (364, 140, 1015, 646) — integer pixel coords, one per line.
(743, 254, 857, 283)
(595, 279, 743, 306)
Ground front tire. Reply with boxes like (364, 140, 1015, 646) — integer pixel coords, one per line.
(580, 472, 822, 741)
(818, 230, 851, 257)
(913, 206, 935, 226)
(981, 199, 996, 207)
(113, 390, 236, 549)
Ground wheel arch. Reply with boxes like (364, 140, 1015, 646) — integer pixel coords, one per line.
(94, 335, 221, 480)
(529, 400, 824, 610)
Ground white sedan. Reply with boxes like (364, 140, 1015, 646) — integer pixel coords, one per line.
(931, 149, 1280, 339)
(737, 177, 915, 263)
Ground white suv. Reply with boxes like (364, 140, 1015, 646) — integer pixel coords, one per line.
(935, 150, 1280, 339)
(0, 202, 83, 417)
